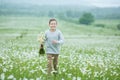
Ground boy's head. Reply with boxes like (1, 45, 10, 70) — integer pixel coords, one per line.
(49, 18, 57, 30)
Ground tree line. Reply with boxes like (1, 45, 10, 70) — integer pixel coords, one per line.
(0, 4, 120, 19)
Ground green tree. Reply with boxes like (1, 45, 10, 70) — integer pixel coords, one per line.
(48, 11, 54, 17)
(66, 10, 73, 17)
(79, 12, 95, 25)
(117, 24, 120, 30)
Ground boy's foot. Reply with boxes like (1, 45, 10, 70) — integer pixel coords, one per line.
(52, 70, 58, 76)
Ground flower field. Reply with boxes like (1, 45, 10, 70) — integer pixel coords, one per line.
(0, 16, 120, 80)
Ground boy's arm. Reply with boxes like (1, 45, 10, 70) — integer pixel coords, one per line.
(57, 31, 64, 44)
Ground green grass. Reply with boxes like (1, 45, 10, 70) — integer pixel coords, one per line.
(0, 16, 120, 80)
(0, 16, 120, 35)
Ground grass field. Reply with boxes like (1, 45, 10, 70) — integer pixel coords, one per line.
(0, 16, 120, 80)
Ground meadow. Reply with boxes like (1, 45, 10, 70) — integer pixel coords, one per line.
(0, 16, 120, 80)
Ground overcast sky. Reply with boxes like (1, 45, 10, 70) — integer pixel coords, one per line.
(1, 0, 120, 7)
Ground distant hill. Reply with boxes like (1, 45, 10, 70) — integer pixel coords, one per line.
(0, 2, 120, 19)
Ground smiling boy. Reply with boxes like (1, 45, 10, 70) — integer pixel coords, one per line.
(45, 18, 64, 75)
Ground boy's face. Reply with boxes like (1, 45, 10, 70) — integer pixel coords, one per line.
(49, 21, 57, 30)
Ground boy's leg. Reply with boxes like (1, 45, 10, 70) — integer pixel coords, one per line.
(47, 54, 53, 74)
(53, 54, 59, 71)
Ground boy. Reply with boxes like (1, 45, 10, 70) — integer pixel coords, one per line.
(44, 18, 64, 75)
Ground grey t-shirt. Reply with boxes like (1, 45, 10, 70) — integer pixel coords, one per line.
(45, 29, 64, 54)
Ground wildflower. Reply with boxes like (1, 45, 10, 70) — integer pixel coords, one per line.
(7, 74, 14, 79)
(37, 32, 45, 44)
(1, 73, 5, 80)
(37, 32, 45, 55)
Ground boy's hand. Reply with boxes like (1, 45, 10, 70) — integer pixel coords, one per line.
(52, 40, 58, 44)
